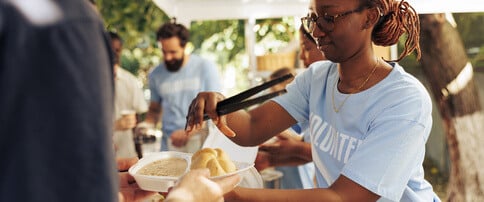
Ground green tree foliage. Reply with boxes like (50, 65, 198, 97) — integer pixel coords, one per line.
(190, 17, 296, 67)
(453, 13, 484, 69)
(399, 13, 484, 72)
(398, 33, 420, 70)
(95, 1, 296, 92)
(97, 0, 168, 48)
(453, 13, 484, 49)
(190, 18, 296, 94)
(190, 20, 246, 67)
(96, 0, 169, 76)
(255, 17, 297, 50)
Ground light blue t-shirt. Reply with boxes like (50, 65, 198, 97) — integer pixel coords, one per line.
(273, 61, 440, 202)
(149, 54, 222, 150)
(276, 128, 315, 189)
(299, 131, 316, 189)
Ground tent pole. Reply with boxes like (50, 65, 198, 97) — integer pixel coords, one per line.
(245, 18, 257, 86)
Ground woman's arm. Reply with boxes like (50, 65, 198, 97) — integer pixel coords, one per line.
(225, 101, 297, 146)
(225, 175, 379, 202)
(187, 92, 296, 146)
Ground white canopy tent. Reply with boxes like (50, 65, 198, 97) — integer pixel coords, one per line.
(154, 0, 484, 25)
(153, 0, 484, 78)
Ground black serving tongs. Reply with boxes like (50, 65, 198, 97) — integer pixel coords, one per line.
(201, 73, 294, 121)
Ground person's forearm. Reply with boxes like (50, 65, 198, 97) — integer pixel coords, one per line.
(225, 187, 342, 202)
(144, 111, 159, 125)
(144, 102, 161, 125)
(225, 101, 296, 147)
(270, 156, 311, 167)
(225, 110, 265, 146)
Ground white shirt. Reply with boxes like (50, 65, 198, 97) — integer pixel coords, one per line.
(114, 67, 148, 158)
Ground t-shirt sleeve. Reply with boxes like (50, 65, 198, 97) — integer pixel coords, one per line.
(341, 93, 432, 201)
(203, 60, 222, 92)
(273, 65, 320, 124)
(148, 71, 161, 103)
(130, 75, 148, 113)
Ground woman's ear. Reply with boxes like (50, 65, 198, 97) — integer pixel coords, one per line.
(364, 7, 382, 29)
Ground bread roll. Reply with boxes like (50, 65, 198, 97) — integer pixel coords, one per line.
(217, 159, 236, 173)
(193, 148, 218, 158)
(190, 148, 237, 176)
(206, 158, 226, 176)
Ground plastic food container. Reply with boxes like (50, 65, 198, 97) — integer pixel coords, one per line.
(129, 151, 254, 192)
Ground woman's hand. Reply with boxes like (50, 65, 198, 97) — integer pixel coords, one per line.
(185, 92, 236, 137)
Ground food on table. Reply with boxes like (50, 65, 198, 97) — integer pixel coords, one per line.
(137, 157, 188, 177)
(190, 148, 237, 176)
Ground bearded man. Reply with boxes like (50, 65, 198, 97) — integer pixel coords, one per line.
(141, 20, 222, 152)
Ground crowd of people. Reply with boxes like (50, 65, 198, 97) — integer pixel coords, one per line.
(1, 0, 442, 201)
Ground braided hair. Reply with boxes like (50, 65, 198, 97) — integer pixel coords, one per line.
(365, 0, 421, 61)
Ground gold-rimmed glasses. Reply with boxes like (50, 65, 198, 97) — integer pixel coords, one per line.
(301, 6, 367, 33)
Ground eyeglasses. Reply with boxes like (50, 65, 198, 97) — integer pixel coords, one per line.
(301, 6, 367, 33)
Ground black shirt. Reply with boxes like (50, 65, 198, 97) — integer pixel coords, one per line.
(0, 1, 117, 201)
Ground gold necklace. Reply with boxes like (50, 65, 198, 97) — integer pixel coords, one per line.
(332, 59, 379, 113)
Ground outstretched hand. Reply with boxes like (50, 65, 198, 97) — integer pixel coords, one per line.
(165, 169, 240, 202)
(117, 158, 156, 202)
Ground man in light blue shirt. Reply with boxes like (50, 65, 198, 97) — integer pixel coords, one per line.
(143, 21, 222, 151)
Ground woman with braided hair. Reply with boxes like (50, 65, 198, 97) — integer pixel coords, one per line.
(186, 0, 440, 201)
